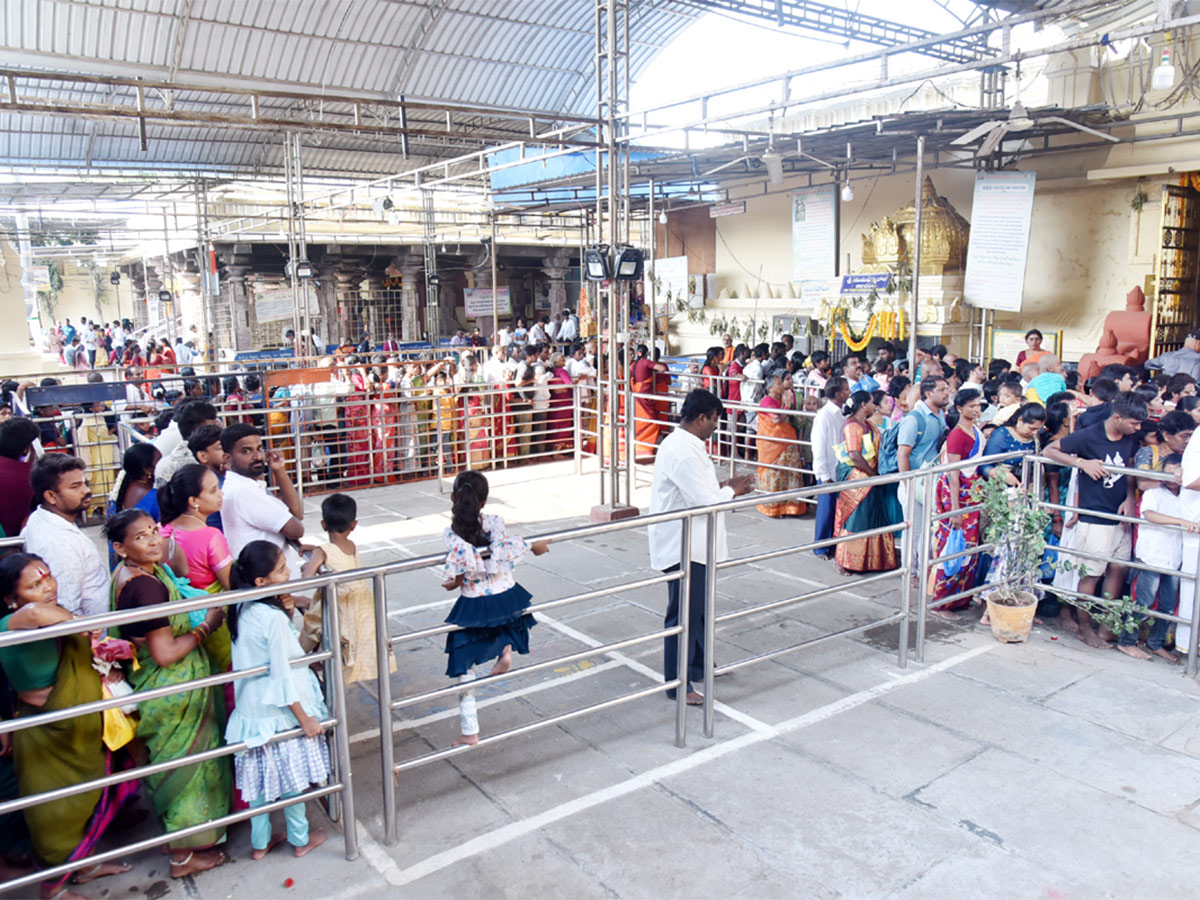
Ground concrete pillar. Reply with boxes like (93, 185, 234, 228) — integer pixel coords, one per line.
(397, 263, 423, 343)
(469, 254, 494, 338)
(0, 238, 43, 372)
(334, 266, 365, 347)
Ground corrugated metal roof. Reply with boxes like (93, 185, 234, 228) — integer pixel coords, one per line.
(0, 0, 703, 174)
(0, 0, 1147, 179)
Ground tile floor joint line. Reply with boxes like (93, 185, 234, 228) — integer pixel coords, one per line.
(386, 642, 996, 887)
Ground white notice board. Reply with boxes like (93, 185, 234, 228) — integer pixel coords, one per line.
(464, 287, 511, 318)
(791, 184, 837, 282)
(964, 171, 1036, 312)
(647, 256, 689, 311)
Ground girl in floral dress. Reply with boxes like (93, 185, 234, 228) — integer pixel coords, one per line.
(441, 471, 549, 746)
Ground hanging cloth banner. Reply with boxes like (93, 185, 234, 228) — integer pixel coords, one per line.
(963, 171, 1037, 313)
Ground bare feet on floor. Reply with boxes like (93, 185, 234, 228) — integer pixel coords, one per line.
(251, 833, 287, 861)
(451, 733, 480, 747)
(1059, 608, 1080, 634)
(488, 646, 513, 677)
(293, 829, 327, 858)
(1153, 647, 1181, 663)
(70, 861, 132, 885)
(1076, 626, 1109, 650)
(931, 608, 960, 621)
(170, 849, 226, 879)
(686, 690, 703, 706)
(1117, 644, 1153, 660)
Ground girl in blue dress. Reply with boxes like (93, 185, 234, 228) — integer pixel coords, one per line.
(441, 471, 549, 746)
(225, 541, 330, 860)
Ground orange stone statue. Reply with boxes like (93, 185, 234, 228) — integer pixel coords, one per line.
(1075, 286, 1152, 380)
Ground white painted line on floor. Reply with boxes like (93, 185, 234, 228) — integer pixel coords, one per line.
(537, 613, 777, 737)
(348, 659, 624, 745)
(352, 818, 406, 889)
(362, 641, 995, 888)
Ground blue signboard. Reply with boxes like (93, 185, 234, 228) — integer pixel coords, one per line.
(840, 273, 892, 294)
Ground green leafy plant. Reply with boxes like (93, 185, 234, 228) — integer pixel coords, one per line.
(971, 472, 1139, 632)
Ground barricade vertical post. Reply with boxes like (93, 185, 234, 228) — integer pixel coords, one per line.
(727, 408, 736, 477)
(292, 397, 305, 500)
(703, 510, 718, 739)
(1189, 536, 1200, 677)
(897, 468, 918, 669)
(573, 383, 582, 476)
(915, 470, 936, 663)
(436, 401, 445, 493)
(324, 583, 360, 860)
(373, 572, 398, 845)
(675, 515, 692, 748)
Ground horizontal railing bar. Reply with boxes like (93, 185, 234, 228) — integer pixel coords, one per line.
(0, 783, 344, 893)
(388, 571, 681, 643)
(716, 569, 899, 625)
(715, 613, 907, 674)
(0, 716, 335, 816)
(0, 650, 332, 734)
(717, 522, 905, 570)
(390, 626, 682, 711)
(928, 541, 997, 568)
(393, 680, 678, 774)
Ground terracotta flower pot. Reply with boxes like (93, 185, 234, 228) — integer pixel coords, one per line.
(983, 590, 1039, 643)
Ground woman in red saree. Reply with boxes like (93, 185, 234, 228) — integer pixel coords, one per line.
(833, 391, 902, 573)
(755, 374, 805, 517)
(928, 389, 985, 618)
(546, 351, 575, 454)
(464, 386, 492, 470)
(631, 344, 669, 461)
(343, 358, 372, 487)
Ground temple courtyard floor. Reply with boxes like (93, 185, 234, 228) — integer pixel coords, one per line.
(29, 460, 1200, 899)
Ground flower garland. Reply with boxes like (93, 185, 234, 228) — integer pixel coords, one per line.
(840, 315, 877, 352)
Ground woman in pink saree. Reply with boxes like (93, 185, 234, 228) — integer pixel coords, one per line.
(546, 351, 575, 454)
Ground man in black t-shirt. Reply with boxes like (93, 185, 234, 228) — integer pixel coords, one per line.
(1045, 392, 1147, 649)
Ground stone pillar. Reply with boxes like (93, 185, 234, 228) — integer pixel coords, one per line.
(311, 263, 338, 350)
(224, 266, 253, 352)
(333, 266, 365, 347)
(542, 254, 571, 318)
(129, 264, 148, 331)
(143, 264, 162, 329)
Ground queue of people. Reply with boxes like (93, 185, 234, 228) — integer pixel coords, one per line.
(0, 421, 397, 895)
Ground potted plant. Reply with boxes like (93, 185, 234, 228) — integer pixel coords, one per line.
(972, 471, 1141, 643)
(971, 473, 1046, 642)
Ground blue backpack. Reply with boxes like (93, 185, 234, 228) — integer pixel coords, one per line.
(878, 407, 937, 475)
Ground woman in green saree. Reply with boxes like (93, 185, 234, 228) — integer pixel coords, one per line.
(105, 509, 231, 880)
(0, 552, 135, 899)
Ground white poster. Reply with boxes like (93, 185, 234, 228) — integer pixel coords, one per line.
(791, 184, 837, 282)
(464, 287, 511, 318)
(254, 287, 318, 322)
(964, 172, 1037, 312)
(646, 256, 689, 313)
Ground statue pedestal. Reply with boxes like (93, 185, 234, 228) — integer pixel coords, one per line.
(912, 275, 972, 354)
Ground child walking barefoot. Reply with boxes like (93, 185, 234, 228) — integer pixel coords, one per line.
(441, 471, 549, 746)
(225, 541, 330, 860)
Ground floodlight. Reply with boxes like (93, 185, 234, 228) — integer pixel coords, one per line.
(614, 246, 644, 281)
(583, 246, 611, 282)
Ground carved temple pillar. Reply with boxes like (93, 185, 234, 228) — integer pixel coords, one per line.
(542, 254, 571, 318)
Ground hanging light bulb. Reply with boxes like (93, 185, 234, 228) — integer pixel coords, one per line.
(841, 175, 854, 203)
(1153, 45, 1176, 91)
(658, 209, 668, 225)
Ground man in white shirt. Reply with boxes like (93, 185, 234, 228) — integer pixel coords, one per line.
(481, 345, 508, 385)
(811, 377, 850, 560)
(530, 316, 552, 345)
(220, 423, 305, 577)
(82, 324, 99, 368)
(496, 326, 513, 349)
(548, 312, 562, 343)
(649, 389, 754, 703)
(565, 344, 595, 381)
(558, 309, 579, 343)
(21, 455, 109, 619)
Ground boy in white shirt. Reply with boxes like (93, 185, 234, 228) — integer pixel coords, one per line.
(1124, 453, 1198, 662)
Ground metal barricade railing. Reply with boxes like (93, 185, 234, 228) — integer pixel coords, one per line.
(0, 566, 375, 894)
(1022, 454, 1200, 677)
